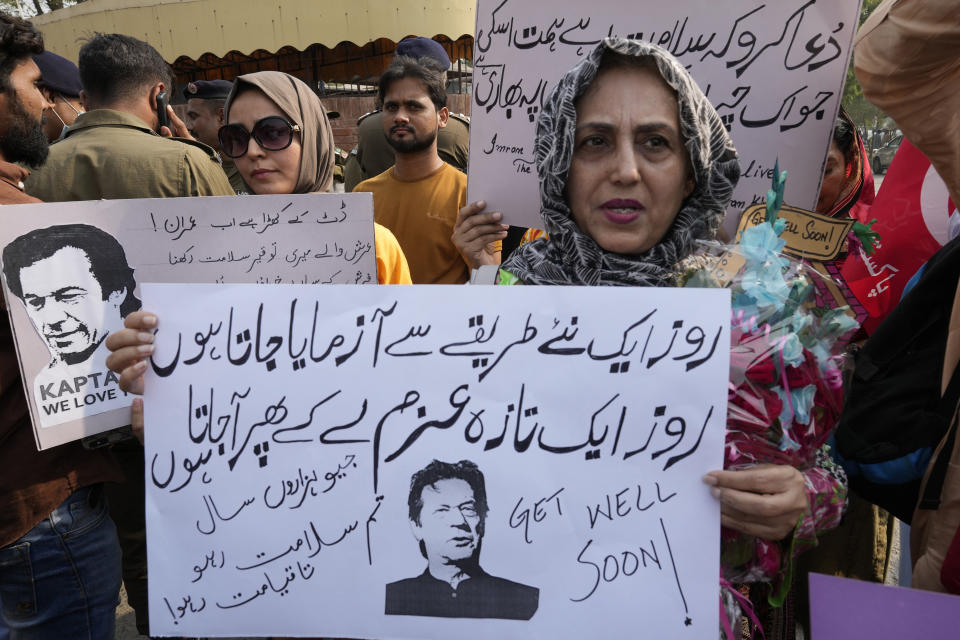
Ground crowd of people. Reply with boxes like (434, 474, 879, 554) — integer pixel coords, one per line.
(1, 0, 958, 638)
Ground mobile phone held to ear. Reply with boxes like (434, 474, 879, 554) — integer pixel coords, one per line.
(156, 91, 170, 133)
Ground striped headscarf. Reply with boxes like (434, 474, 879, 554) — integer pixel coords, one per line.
(502, 38, 740, 286)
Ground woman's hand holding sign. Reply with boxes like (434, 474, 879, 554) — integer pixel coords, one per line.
(105, 310, 157, 395)
(105, 310, 157, 444)
(703, 465, 809, 541)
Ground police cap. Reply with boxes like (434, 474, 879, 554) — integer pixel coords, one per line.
(395, 37, 450, 70)
(32, 51, 82, 97)
(183, 79, 234, 101)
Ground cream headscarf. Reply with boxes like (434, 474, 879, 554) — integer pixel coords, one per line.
(224, 71, 335, 193)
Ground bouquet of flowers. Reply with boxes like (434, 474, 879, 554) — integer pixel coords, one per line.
(682, 164, 860, 590)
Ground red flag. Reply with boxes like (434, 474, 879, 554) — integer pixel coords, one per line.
(841, 139, 958, 331)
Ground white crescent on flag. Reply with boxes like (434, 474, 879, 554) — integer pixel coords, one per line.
(920, 164, 960, 246)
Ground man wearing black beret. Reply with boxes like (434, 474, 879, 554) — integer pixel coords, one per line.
(32, 51, 84, 142)
(183, 79, 248, 193)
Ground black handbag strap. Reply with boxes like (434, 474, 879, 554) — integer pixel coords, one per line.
(918, 288, 960, 511)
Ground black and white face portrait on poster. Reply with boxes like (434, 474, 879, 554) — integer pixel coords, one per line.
(385, 459, 540, 620)
(0, 194, 376, 449)
(2, 224, 140, 429)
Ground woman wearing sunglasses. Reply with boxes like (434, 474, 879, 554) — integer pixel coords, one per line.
(105, 72, 411, 431)
(217, 70, 411, 284)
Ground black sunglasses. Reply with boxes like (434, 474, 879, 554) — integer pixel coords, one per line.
(218, 116, 302, 158)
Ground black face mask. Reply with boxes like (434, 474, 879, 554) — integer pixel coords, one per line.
(0, 90, 49, 169)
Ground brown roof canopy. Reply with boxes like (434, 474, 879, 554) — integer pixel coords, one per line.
(33, 0, 475, 63)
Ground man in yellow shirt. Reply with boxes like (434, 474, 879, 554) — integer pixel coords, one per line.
(354, 56, 502, 284)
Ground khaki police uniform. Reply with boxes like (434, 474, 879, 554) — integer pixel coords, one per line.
(347, 109, 470, 192)
(183, 79, 249, 194)
(222, 159, 249, 195)
(344, 148, 363, 192)
(26, 109, 234, 201)
(333, 146, 349, 185)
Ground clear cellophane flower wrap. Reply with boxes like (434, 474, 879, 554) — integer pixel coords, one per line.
(681, 186, 859, 590)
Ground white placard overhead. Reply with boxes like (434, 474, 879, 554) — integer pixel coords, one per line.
(144, 283, 730, 638)
(467, 0, 862, 231)
(0, 194, 375, 449)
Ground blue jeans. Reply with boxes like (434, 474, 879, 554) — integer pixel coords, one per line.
(0, 485, 122, 640)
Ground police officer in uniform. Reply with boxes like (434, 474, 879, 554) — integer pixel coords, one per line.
(32, 50, 85, 142)
(27, 36, 233, 202)
(183, 79, 249, 194)
(344, 36, 470, 192)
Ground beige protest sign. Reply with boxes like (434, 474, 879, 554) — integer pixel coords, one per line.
(0, 194, 376, 449)
(736, 203, 854, 260)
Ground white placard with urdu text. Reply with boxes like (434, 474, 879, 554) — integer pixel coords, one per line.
(468, 0, 862, 232)
(0, 193, 375, 448)
(144, 283, 730, 638)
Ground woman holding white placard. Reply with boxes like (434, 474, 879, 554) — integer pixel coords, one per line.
(453, 38, 848, 635)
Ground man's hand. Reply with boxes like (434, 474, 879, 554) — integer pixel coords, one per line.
(703, 464, 809, 541)
(452, 200, 508, 270)
(159, 105, 193, 139)
(105, 311, 157, 395)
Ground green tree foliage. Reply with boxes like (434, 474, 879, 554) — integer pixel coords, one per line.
(841, 0, 888, 142)
(0, 0, 29, 17)
(1, 0, 87, 18)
